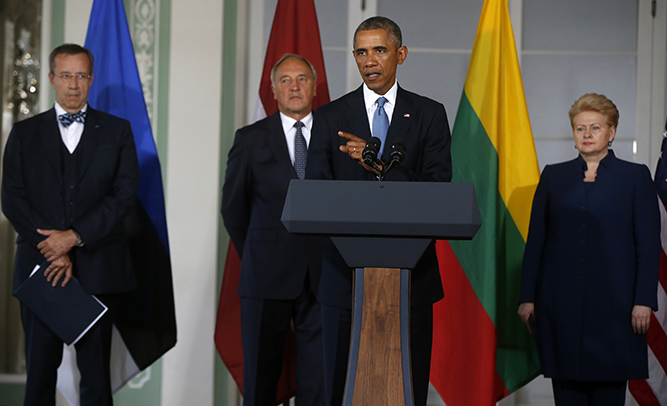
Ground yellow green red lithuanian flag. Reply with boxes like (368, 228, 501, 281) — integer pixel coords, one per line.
(431, 0, 541, 404)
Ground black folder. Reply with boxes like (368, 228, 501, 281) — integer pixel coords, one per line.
(14, 261, 108, 345)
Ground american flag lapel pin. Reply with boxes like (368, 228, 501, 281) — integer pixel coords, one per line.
(404, 113, 410, 117)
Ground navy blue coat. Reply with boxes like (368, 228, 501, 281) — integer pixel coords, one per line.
(305, 85, 452, 309)
(221, 112, 322, 300)
(520, 151, 661, 381)
(2, 107, 139, 295)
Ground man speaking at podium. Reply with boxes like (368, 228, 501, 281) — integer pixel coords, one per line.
(305, 16, 452, 406)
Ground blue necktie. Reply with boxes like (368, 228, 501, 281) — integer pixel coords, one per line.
(372, 97, 389, 159)
(58, 111, 87, 128)
(294, 121, 307, 179)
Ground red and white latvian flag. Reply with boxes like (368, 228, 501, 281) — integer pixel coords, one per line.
(214, 0, 329, 403)
(629, 119, 667, 405)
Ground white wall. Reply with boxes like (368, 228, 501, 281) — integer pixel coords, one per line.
(162, 0, 223, 404)
(63, 0, 93, 42)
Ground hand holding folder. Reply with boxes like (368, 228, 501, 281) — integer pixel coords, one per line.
(42, 254, 73, 288)
(14, 261, 108, 345)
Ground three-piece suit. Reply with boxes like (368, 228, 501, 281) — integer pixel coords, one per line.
(1, 106, 139, 405)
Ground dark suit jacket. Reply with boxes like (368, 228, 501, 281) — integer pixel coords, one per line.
(520, 151, 661, 381)
(221, 112, 321, 300)
(2, 107, 140, 295)
(305, 85, 452, 309)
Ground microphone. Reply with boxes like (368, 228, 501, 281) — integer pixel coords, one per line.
(362, 137, 383, 174)
(383, 141, 405, 177)
(389, 141, 405, 165)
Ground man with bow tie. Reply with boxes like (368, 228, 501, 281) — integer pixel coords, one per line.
(1, 43, 139, 405)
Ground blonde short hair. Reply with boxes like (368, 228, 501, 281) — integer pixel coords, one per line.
(568, 93, 619, 129)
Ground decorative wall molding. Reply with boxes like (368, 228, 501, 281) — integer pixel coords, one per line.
(129, 0, 159, 135)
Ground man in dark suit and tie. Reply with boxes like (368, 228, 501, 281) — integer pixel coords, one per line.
(221, 54, 324, 406)
(1, 43, 139, 405)
(305, 16, 452, 406)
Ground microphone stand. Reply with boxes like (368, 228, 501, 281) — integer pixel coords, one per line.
(362, 138, 404, 181)
(378, 143, 405, 181)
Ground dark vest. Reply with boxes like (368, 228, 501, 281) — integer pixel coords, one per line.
(60, 140, 82, 228)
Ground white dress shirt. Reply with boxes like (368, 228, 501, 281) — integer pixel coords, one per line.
(55, 102, 88, 154)
(279, 111, 314, 165)
(363, 80, 398, 137)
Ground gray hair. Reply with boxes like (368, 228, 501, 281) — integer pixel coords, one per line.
(270, 54, 318, 87)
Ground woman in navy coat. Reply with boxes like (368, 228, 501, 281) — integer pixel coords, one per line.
(518, 93, 661, 406)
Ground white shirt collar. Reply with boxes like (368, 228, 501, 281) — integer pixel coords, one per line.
(363, 81, 398, 113)
(279, 111, 313, 165)
(54, 102, 88, 154)
(54, 102, 88, 117)
(279, 111, 314, 134)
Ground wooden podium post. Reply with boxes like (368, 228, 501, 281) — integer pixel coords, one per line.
(346, 267, 409, 406)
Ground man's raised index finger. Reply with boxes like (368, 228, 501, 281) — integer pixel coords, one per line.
(338, 131, 363, 142)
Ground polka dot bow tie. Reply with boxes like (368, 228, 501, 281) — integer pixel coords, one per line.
(58, 111, 86, 128)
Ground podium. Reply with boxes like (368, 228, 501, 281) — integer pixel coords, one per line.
(282, 180, 481, 406)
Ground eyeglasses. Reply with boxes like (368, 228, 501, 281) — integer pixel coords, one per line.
(52, 73, 91, 82)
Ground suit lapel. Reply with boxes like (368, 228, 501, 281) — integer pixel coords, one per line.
(346, 87, 372, 141)
(40, 109, 64, 184)
(385, 86, 415, 156)
(266, 112, 297, 180)
(77, 107, 100, 180)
